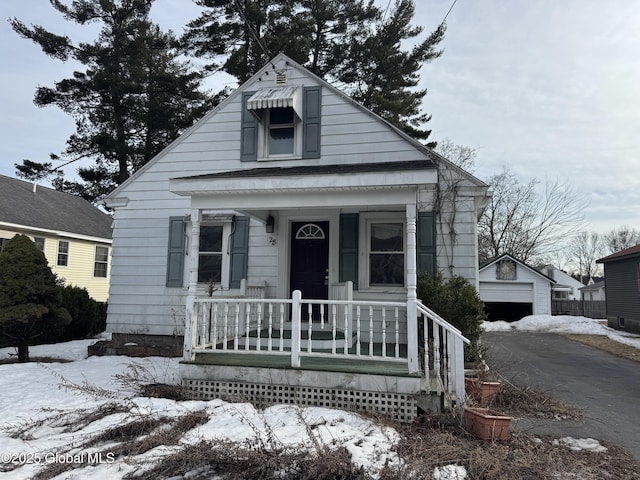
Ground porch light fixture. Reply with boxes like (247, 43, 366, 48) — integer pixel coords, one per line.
(266, 215, 275, 233)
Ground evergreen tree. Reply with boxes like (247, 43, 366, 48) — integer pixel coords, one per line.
(182, 0, 312, 82)
(0, 235, 71, 362)
(11, 0, 211, 202)
(183, 0, 441, 143)
(336, 0, 445, 144)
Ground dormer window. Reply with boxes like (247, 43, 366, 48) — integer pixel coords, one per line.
(268, 107, 296, 155)
(241, 86, 321, 162)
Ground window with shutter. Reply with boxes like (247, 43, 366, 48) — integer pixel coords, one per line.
(241, 86, 321, 161)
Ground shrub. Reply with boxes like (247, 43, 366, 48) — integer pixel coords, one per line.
(59, 285, 107, 341)
(417, 272, 486, 361)
(0, 235, 71, 361)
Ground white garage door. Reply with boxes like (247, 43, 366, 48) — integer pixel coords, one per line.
(480, 282, 534, 303)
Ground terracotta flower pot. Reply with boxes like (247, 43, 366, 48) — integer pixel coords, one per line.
(465, 377, 500, 405)
(463, 407, 511, 441)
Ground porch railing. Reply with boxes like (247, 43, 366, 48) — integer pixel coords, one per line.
(184, 290, 469, 403)
(417, 302, 469, 402)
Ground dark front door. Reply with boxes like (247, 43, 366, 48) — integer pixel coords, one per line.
(290, 222, 330, 308)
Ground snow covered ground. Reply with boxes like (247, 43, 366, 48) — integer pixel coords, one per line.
(484, 314, 640, 350)
(0, 315, 635, 479)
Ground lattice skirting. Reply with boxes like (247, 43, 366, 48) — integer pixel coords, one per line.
(184, 379, 418, 422)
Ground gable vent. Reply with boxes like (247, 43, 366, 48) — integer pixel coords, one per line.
(275, 70, 288, 85)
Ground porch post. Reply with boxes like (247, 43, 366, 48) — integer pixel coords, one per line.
(291, 290, 302, 368)
(406, 204, 419, 373)
(183, 208, 201, 361)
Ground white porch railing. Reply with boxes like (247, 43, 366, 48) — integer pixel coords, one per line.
(183, 290, 469, 403)
(417, 302, 470, 402)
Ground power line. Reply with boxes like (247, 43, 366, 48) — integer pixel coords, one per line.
(381, 0, 393, 23)
(231, 0, 276, 69)
(441, 0, 458, 25)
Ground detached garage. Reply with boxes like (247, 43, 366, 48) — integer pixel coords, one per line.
(479, 253, 555, 321)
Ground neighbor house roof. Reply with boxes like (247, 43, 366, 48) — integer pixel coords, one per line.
(0, 175, 112, 240)
(597, 244, 640, 263)
(579, 280, 605, 292)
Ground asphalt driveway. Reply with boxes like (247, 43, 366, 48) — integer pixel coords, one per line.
(483, 331, 640, 461)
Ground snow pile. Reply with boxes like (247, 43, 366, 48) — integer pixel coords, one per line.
(552, 437, 608, 453)
(483, 315, 640, 349)
(433, 464, 467, 479)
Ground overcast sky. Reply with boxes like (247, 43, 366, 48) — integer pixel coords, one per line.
(1, 0, 638, 234)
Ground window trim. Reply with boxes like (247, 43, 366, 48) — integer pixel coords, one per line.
(93, 245, 109, 278)
(33, 236, 45, 252)
(257, 107, 302, 161)
(57, 240, 69, 267)
(358, 212, 406, 291)
(197, 221, 232, 289)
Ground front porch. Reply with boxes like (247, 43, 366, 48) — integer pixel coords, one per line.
(171, 161, 472, 421)
(181, 289, 469, 421)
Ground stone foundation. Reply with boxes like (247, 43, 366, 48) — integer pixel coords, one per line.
(88, 333, 183, 357)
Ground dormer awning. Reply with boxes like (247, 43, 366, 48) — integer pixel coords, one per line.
(246, 86, 302, 116)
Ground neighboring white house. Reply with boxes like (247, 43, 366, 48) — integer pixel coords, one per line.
(102, 54, 491, 419)
(479, 253, 556, 321)
(579, 280, 606, 302)
(538, 265, 584, 300)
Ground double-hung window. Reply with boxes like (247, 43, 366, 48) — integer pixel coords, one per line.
(359, 214, 406, 289)
(241, 85, 321, 161)
(33, 237, 45, 252)
(369, 222, 405, 287)
(57, 240, 69, 267)
(267, 107, 296, 156)
(94, 246, 109, 278)
(198, 225, 224, 284)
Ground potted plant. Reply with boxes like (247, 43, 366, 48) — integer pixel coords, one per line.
(465, 376, 501, 405)
(463, 407, 511, 441)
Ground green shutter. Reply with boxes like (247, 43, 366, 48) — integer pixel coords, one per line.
(417, 212, 436, 276)
(302, 86, 321, 158)
(339, 213, 359, 288)
(229, 216, 249, 288)
(166, 217, 186, 287)
(241, 92, 257, 162)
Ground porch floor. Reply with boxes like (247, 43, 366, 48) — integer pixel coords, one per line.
(190, 351, 417, 377)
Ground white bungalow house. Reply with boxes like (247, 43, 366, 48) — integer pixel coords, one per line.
(103, 54, 490, 420)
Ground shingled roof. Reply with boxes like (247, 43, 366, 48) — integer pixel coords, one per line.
(597, 244, 640, 263)
(0, 175, 112, 240)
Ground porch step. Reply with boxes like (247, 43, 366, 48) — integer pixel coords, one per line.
(247, 328, 353, 350)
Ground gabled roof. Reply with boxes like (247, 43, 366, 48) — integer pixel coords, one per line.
(0, 175, 112, 240)
(597, 244, 640, 263)
(480, 253, 556, 284)
(106, 53, 488, 201)
(579, 280, 605, 292)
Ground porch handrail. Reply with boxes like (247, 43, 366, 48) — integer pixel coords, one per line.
(416, 301, 469, 405)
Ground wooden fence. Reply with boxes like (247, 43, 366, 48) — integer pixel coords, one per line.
(551, 300, 606, 319)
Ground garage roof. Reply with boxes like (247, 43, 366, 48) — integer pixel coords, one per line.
(480, 253, 556, 284)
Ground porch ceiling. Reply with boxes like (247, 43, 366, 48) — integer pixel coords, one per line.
(169, 160, 437, 209)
